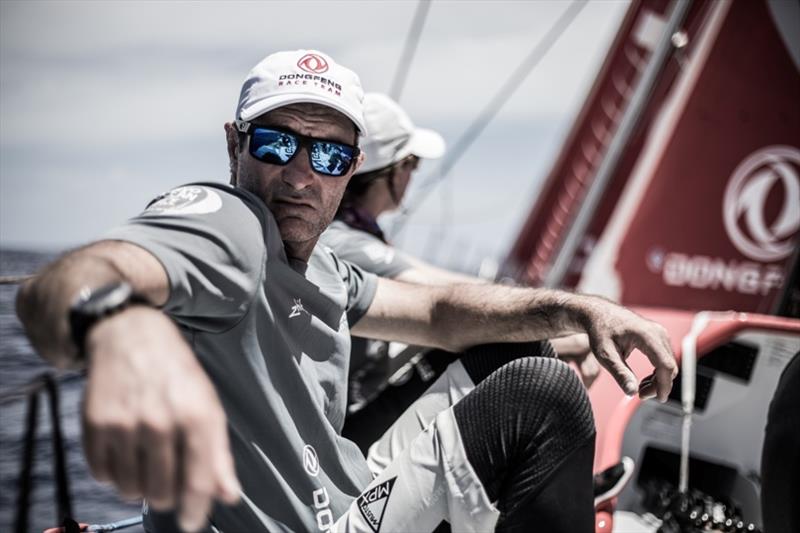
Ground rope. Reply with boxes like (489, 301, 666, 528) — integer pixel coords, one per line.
(0, 275, 33, 285)
(391, 0, 588, 234)
(389, 0, 432, 102)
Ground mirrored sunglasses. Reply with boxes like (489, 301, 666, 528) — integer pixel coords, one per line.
(235, 120, 359, 177)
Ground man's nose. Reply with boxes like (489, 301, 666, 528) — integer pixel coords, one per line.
(282, 147, 316, 190)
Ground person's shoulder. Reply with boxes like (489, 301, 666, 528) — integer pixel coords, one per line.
(321, 220, 380, 246)
(311, 242, 340, 271)
(141, 182, 282, 236)
(321, 219, 355, 237)
(320, 220, 353, 248)
(310, 243, 361, 285)
(143, 182, 269, 220)
(137, 181, 284, 254)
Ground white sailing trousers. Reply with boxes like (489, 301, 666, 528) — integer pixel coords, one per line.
(333, 360, 499, 532)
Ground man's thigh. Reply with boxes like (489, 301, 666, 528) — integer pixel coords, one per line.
(366, 359, 475, 476)
(335, 407, 499, 533)
(366, 340, 554, 476)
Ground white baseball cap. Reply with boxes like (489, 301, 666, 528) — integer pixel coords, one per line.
(235, 49, 367, 134)
(357, 93, 445, 174)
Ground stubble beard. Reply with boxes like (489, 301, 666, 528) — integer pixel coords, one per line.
(236, 162, 345, 254)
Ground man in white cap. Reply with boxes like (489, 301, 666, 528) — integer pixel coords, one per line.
(320, 93, 469, 445)
(325, 93, 449, 260)
(322, 93, 479, 283)
(321, 93, 598, 451)
(16, 50, 676, 533)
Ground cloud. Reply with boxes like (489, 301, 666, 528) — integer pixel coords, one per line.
(0, 0, 629, 257)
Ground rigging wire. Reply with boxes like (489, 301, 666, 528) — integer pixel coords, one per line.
(389, 0, 433, 102)
(391, 0, 588, 236)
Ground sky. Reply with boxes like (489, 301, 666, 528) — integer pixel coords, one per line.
(0, 0, 629, 273)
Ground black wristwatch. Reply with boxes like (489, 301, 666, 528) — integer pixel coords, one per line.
(69, 282, 143, 358)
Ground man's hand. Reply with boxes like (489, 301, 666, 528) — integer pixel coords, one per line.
(577, 297, 677, 401)
(82, 306, 240, 532)
(551, 334, 600, 389)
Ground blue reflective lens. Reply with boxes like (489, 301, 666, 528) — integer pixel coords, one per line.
(310, 142, 355, 176)
(249, 127, 356, 177)
(251, 129, 298, 164)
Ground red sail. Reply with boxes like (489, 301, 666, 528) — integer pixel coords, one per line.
(506, 0, 799, 315)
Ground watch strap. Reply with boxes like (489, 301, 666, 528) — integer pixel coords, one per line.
(68, 282, 144, 359)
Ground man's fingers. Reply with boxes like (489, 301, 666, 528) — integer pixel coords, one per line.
(212, 428, 241, 505)
(108, 423, 142, 499)
(179, 427, 214, 532)
(178, 402, 238, 531)
(578, 353, 600, 389)
(82, 412, 111, 483)
(83, 429, 112, 483)
(140, 420, 177, 511)
(179, 485, 213, 533)
(204, 404, 240, 505)
(594, 339, 638, 395)
(635, 329, 677, 402)
(655, 363, 677, 403)
(82, 392, 113, 483)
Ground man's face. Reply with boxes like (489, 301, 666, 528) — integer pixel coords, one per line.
(391, 155, 419, 207)
(228, 103, 362, 254)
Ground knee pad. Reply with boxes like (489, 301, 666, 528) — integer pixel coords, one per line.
(453, 357, 595, 503)
(460, 340, 556, 385)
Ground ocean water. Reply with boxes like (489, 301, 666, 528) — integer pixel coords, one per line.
(0, 248, 143, 533)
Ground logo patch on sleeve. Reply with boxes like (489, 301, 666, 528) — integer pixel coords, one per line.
(357, 477, 396, 532)
(363, 243, 395, 265)
(146, 186, 222, 215)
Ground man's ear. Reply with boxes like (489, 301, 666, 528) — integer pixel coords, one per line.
(224, 122, 239, 185)
(351, 151, 366, 175)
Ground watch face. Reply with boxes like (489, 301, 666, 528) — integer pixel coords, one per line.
(77, 282, 133, 315)
(70, 282, 137, 358)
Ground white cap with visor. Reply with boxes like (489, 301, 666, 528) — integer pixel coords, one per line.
(235, 49, 367, 134)
(357, 93, 445, 174)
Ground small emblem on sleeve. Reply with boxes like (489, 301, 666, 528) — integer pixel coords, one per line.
(146, 186, 222, 215)
(363, 243, 395, 265)
(357, 477, 396, 532)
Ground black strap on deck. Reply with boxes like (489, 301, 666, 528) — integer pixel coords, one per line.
(13, 372, 75, 533)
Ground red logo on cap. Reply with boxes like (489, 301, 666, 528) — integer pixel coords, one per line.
(297, 53, 329, 74)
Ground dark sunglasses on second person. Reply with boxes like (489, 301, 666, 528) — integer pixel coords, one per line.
(235, 120, 360, 177)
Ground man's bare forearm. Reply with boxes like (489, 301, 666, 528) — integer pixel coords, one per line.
(429, 284, 591, 352)
(356, 280, 590, 352)
(394, 256, 487, 286)
(15, 240, 168, 368)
